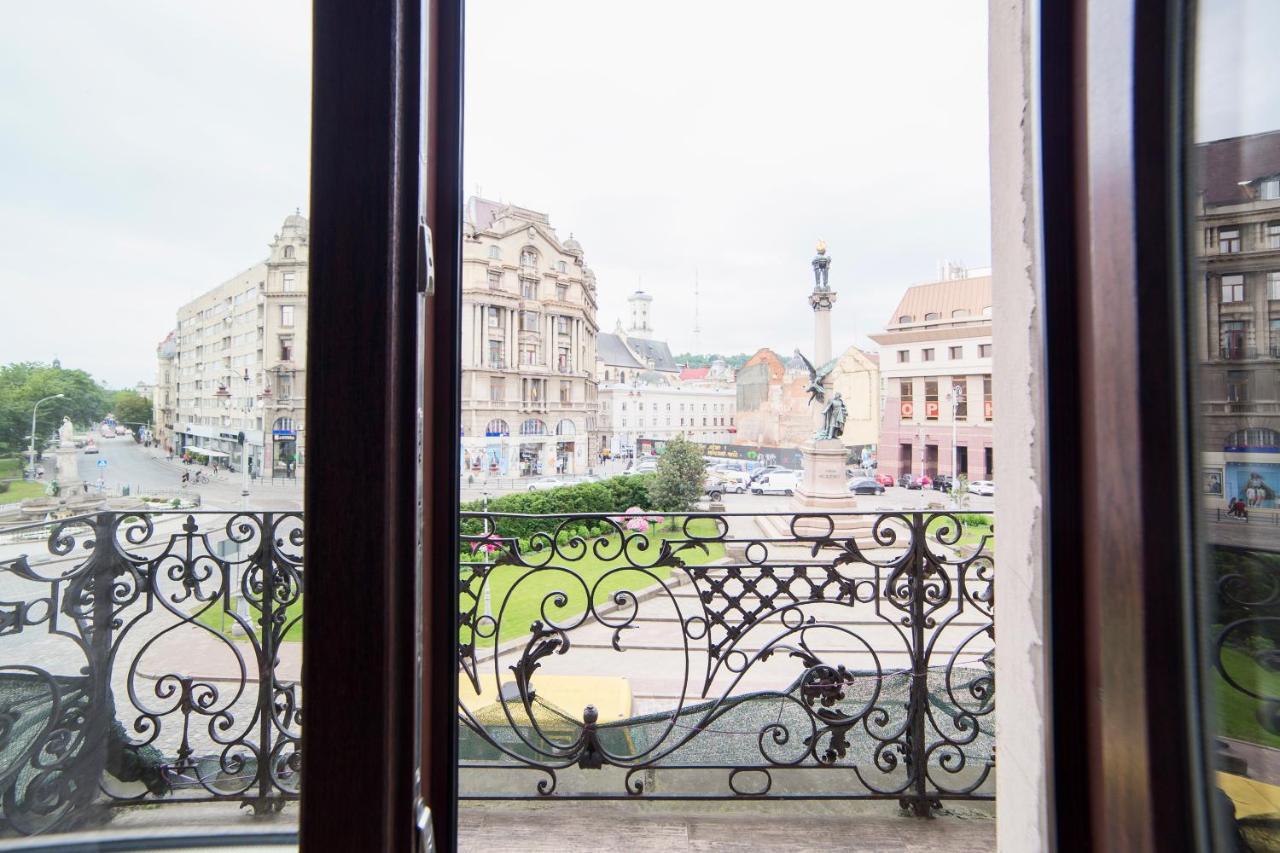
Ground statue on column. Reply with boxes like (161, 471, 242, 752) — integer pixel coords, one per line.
(812, 239, 832, 292)
(796, 350, 844, 440)
(58, 416, 75, 448)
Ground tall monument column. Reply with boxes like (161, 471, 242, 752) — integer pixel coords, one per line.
(809, 240, 836, 365)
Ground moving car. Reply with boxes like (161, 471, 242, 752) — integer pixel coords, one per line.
(848, 477, 885, 495)
(751, 470, 800, 496)
(83, 441, 99, 454)
(527, 477, 564, 491)
(747, 465, 783, 484)
(875, 473, 894, 487)
(969, 480, 995, 496)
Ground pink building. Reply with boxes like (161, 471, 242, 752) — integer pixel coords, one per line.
(871, 273, 994, 481)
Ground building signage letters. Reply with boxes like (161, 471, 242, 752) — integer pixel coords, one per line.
(900, 401, 914, 418)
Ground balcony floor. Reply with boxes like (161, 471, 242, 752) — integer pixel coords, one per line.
(459, 800, 996, 852)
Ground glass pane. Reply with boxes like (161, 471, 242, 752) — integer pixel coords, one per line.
(458, 1, 995, 845)
(1189, 2, 1280, 848)
(0, 4, 309, 843)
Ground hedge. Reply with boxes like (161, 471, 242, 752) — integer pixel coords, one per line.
(460, 474, 655, 545)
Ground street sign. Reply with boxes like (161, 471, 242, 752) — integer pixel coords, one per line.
(97, 459, 107, 468)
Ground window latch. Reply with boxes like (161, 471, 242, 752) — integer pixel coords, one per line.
(418, 220, 435, 294)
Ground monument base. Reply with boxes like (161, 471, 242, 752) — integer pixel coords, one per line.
(55, 447, 81, 485)
(757, 439, 878, 544)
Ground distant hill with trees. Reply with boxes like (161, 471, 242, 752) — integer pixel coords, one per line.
(672, 352, 753, 370)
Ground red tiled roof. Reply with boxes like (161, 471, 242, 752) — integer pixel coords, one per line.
(679, 367, 710, 381)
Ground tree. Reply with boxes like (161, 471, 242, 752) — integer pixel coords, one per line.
(112, 390, 153, 427)
(0, 362, 110, 455)
(673, 352, 752, 370)
(648, 435, 707, 513)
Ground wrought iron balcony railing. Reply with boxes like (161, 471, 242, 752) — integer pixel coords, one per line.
(0, 506, 995, 837)
(457, 509, 995, 813)
(0, 510, 302, 836)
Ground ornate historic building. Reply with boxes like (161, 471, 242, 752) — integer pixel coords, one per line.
(459, 197, 599, 476)
(1195, 130, 1280, 506)
(594, 291, 736, 458)
(871, 270, 993, 481)
(164, 213, 309, 476)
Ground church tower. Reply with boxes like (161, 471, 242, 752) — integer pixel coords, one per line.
(626, 290, 654, 337)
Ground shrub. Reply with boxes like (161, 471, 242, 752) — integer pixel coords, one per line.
(0, 480, 9, 494)
(459, 474, 656, 547)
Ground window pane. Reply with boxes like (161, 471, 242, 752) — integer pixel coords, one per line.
(458, 0, 995, 839)
(0, 2, 310, 845)
(1187, 3, 1280, 847)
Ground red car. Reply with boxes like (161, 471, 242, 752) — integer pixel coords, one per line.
(875, 473, 894, 487)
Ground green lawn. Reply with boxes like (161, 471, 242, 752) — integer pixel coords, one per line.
(0, 458, 24, 479)
(1, 480, 47, 502)
(463, 517, 726, 648)
(1213, 645, 1280, 748)
(192, 517, 725, 648)
(194, 596, 303, 643)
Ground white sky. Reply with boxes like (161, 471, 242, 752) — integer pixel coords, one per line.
(1, 1, 1274, 389)
(465, 0, 992, 359)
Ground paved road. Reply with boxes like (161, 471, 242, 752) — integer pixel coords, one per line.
(72, 438, 302, 511)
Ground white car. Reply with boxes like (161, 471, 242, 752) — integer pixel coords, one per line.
(712, 470, 751, 493)
(751, 470, 800, 496)
(526, 477, 564, 491)
(969, 480, 995, 496)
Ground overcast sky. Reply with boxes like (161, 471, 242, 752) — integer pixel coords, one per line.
(1, 2, 1275, 389)
(465, 0, 992, 360)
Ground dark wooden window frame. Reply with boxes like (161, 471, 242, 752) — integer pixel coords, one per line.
(1041, 0, 1213, 848)
(301, 0, 462, 850)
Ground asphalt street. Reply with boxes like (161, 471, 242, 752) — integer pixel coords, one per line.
(67, 437, 302, 511)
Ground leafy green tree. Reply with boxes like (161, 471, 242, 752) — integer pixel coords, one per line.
(112, 390, 153, 427)
(0, 362, 110, 455)
(648, 435, 707, 513)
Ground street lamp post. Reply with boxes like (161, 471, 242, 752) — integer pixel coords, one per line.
(28, 393, 64, 478)
(949, 382, 965, 486)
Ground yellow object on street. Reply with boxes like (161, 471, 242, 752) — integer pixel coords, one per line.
(1218, 770, 1280, 819)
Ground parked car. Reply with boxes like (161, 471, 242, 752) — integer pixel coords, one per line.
(631, 458, 658, 474)
(969, 480, 995, 496)
(932, 474, 954, 492)
(898, 473, 915, 488)
(751, 470, 800, 496)
(748, 465, 783, 484)
(875, 473, 894, 487)
(848, 477, 885, 495)
(711, 470, 751, 493)
(527, 477, 563, 491)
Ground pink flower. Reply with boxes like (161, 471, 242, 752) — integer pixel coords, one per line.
(613, 506, 664, 533)
(470, 533, 501, 554)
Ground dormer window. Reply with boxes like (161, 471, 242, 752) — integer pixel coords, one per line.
(1263, 177, 1280, 200)
(924, 312, 940, 321)
(898, 315, 913, 323)
(557, 260, 567, 273)
(284, 245, 295, 259)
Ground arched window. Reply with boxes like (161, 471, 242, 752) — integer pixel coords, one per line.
(485, 419, 509, 436)
(982, 306, 993, 317)
(604, 370, 611, 381)
(284, 246, 295, 259)
(924, 312, 940, 321)
(519, 418, 547, 436)
(952, 309, 970, 318)
(619, 371, 626, 384)
(555, 419, 576, 436)
(520, 248, 538, 269)
(557, 260, 567, 273)
(1226, 428, 1280, 449)
(488, 245, 501, 260)
(898, 315, 913, 323)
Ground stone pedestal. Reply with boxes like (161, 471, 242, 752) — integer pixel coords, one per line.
(757, 439, 877, 544)
(55, 447, 80, 485)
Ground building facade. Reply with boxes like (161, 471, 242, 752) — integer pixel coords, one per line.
(593, 291, 735, 458)
(166, 213, 309, 476)
(459, 198, 599, 477)
(1195, 131, 1280, 507)
(731, 345, 878, 461)
(153, 331, 177, 451)
(871, 273, 994, 481)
